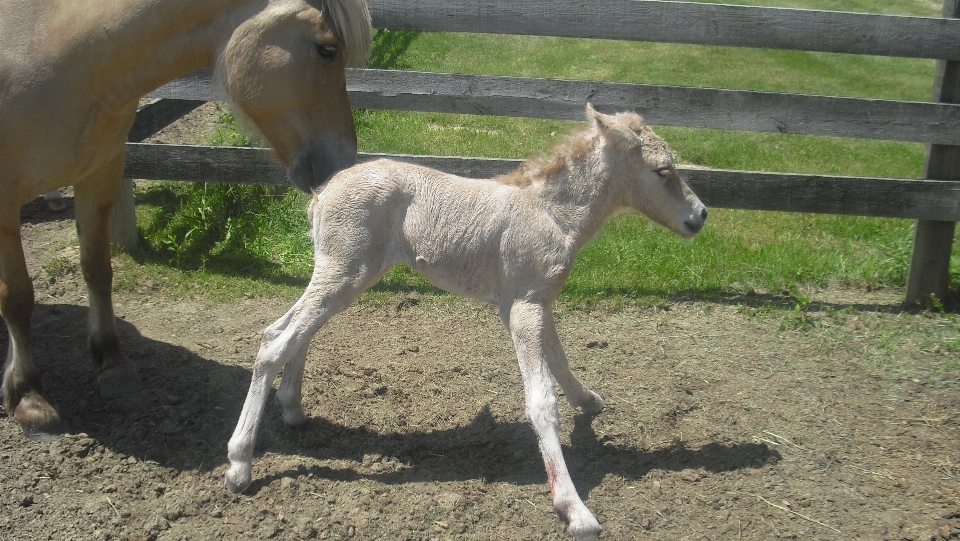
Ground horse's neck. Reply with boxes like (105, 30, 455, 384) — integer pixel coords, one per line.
(49, 0, 245, 105)
(535, 143, 618, 246)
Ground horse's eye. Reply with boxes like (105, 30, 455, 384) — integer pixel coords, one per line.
(655, 167, 672, 178)
(315, 43, 340, 62)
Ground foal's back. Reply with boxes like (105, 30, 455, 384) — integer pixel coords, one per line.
(317, 159, 562, 303)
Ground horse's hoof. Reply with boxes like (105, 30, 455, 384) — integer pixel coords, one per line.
(97, 366, 143, 398)
(14, 391, 69, 441)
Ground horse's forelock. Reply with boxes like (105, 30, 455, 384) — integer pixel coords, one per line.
(321, 0, 372, 67)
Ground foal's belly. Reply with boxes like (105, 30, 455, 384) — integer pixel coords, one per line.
(410, 251, 501, 304)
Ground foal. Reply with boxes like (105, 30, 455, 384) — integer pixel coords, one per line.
(226, 104, 707, 540)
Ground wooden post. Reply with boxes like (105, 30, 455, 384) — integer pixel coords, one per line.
(906, 0, 960, 306)
(109, 98, 208, 250)
(109, 178, 139, 251)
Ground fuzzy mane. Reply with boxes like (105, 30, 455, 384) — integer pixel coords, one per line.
(494, 123, 596, 186)
(321, 0, 373, 67)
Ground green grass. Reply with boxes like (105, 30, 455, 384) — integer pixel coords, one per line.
(127, 0, 959, 305)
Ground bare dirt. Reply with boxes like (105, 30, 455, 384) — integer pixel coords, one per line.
(3, 107, 960, 540)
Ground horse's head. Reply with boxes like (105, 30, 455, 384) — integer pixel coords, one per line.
(217, 0, 372, 193)
(588, 104, 707, 238)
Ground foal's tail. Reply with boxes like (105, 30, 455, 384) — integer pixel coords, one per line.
(308, 194, 322, 246)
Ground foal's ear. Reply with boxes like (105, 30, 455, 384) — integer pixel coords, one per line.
(585, 102, 616, 131)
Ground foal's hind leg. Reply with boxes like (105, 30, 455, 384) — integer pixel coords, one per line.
(274, 296, 311, 427)
(542, 314, 604, 414)
(226, 265, 381, 493)
(504, 300, 601, 541)
(73, 154, 141, 397)
(0, 199, 64, 439)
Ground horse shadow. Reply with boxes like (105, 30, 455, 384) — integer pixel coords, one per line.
(3, 303, 777, 497)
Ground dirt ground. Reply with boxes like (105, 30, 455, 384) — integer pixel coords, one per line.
(3, 107, 960, 540)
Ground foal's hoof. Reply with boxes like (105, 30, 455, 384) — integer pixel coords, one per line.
(14, 391, 69, 442)
(225, 463, 252, 494)
(577, 391, 605, 415)
(97, 365, 143, 398)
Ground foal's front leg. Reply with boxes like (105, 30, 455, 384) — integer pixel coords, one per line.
(505, 300, 601, 541)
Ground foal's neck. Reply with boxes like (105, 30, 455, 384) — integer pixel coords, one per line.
(535, 135, 619, 247)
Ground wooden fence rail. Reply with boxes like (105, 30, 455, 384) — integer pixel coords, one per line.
(122, 0, 960, 303)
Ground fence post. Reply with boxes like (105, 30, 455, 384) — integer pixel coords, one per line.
(905, 0, 960, 306)
(109, 98, 208, 250)
(110, 178, 139, 251)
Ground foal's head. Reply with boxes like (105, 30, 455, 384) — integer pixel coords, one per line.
(217, 0, 372, 193)
(589, 104, 707, 238)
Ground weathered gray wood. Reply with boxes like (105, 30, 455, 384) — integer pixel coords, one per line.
(148, 69, 960, 145)
(109, 179, 139, 251)
(907, 0, 960, 305)
(122, 143, 960, 221)
(124, 144, 289, 185)
(111, 98, 208, 249)
(144, 69, 219, 101)
(369, 0, 960, 60)
(346, 70, 960, 145)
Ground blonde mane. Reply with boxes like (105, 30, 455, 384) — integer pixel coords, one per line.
(321, 0, 372, 67)
(494, 123, 596, 186)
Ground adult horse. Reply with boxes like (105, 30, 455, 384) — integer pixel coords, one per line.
(0, 0, 372, 440)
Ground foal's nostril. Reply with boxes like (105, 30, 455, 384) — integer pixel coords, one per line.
(701, 208, 708, 221)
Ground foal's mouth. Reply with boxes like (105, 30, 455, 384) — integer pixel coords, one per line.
(682, 208, 708, 236)
(683, 220, 705, 235)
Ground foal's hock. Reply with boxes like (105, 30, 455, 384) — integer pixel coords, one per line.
(226, 104, 707, 540)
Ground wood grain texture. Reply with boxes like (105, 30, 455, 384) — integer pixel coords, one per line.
(123, 144, 960, 221)
(148, 69, 960, 145)
(368, 0, 960, 60)
(345, 70, 960, 145)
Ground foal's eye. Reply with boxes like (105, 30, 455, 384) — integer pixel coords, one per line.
(315, 43, 341, 62)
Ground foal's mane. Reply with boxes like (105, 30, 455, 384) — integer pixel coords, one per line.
(494, 123, 596, 187)
(320, 0, 373, 67)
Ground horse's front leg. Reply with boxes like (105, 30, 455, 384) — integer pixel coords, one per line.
(73, 153, 141, 397)
(504, 300, 601, 541)
(0, 198, 65, 439)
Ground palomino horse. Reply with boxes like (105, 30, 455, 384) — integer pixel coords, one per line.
(226, 104, 708, 541)
(0, 0, 372, 440)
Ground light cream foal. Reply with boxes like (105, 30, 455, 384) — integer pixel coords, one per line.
(226, 104, 707, 540)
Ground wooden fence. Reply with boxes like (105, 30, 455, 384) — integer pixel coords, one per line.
(120, 0, 960, 304)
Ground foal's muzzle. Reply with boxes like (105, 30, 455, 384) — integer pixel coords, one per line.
(683, 207, 708, 235)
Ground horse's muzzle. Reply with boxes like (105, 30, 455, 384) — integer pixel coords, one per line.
(287, 136, 357, 193)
